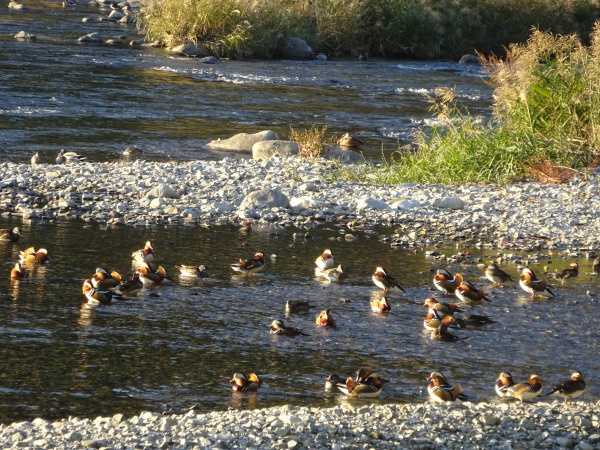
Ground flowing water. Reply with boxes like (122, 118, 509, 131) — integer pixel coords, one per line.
(1, 1, 599, 424)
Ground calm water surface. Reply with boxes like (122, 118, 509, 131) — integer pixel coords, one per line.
(0, 217, 598, 422)
(1, 0, 491, 162)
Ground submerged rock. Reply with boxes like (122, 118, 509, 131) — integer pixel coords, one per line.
(281, 37, 315, 60)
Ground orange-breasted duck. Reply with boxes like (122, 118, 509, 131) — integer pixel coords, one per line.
(505, 374, 543, 402)
(19, 247, 49, 265)
(231, 252, 265, 274)
(427, 371, 468, 403)
(315, 309, 336, 328)
(315, 249, 334, 270)
(433, 269, 463, 295)
(372, 266, 406, 293)
(82, 279, 122, 305)
(495, 372, 515, 398)
(519, 268, 555, 299)
(423, 297, 461, 317)
(371, 295, 391, 312)
(131, 241, 154, 264)
(230, 373, 262, 392)
(10, 262, 28, 280)
(136, 262, 170, 286)
(455, 281, 491, 305)
(91, 267, 122, 289)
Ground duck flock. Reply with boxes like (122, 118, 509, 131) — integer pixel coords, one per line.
(4, 223, 596, 407)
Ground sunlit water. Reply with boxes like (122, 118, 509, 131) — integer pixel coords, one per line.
(1, 0, 491, 163)
(0, 217, 598, 422)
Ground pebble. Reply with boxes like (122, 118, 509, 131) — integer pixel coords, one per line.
(1, 159, 600, 254)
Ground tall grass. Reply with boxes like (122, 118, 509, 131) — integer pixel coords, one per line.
(334, 24, 600, 185)
(139, 0, 600, 59)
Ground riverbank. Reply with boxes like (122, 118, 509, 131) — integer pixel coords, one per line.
(2, 400, 598, 449)
(2, 157, 600, 252)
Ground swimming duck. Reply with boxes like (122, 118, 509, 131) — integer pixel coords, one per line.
(423, 297, 461, 317)
(285, 300, 316, 315)
(485, 263, 514, 286)
(372, 266, 406, 293)
(371, 295, 391, 312)
(91, 267, 122, 289)
(337, 133, 365, 149)
(31, 153, 41, 165)
(427, 371, 468, 403)
(495, 372, 515, 398)
(315, 309, 336, 328)
(423, 312, 455, 331)
(430, 323, 464, 342)
(82, 279, 122, 305)
(519, 268, 555, 299)
(333, 371, 389, 398)
(239, 221, 252, 234)
(557, 262, 578, 285)
(114, 273, 144, 296)
(131, 241, 154, 264)
(10, 262, 28, 280)
(269, 319, 309, 336)
(320, 264, 348, 282)
(230, 373, 262, 392)
(544, 371, 585, 404)
(433, 269, 463, 295)
(56, 149, 85, 164)
(19, 247, 49, 265)
(593, 257, 600, 275)
(315, 249, 334, 270)
(452, 314, 497, 328)
(325, 374, 346, 391)
(176, 264, 209, 278)
(231, 252, 265, 274)
(0, 227, 20, 242)
(122, 145, 142, 160)
(136, 262, 170, 286)
(505, 374, 543, 402)
(455, 281, 491, 305)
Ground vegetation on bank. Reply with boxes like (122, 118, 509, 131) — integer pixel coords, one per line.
(330, 25, 600, 184)
(140, 0, 600, 59)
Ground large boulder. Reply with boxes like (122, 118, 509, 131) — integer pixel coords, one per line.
(240, 188, 290, 210)
(252, 140, 299, 160)
(169, 42, 211, 57)
(208, 130, 280, 152)
(281, 37, 315, 60)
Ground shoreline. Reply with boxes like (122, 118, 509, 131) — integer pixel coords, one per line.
(1, 158, 600, 252)
(1, 400, 598, 449)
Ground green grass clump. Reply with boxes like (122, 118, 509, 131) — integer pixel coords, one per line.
(333, 24, 600, 185)
(139, 0, 600, 59)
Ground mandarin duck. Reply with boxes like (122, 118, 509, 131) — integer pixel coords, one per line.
(176, 264, 209, 278)
(82, 279, 122, 305)
(91, 267, 122, 289)
(371, 295, 391, 312)
(452, 314, 497, 329)
(230, 373, 262, 392)
(433, 269, 463, 295)
(56, 149, 85, 164)
(122, 145, 142, 161)
(114, 273, 144, 296)
(315, 249, 334, 270)
(269, 319, 309, 336)
(423, 312, 455, 331)
(315, 309, 336, 328)
(132, 241, 154, 264)
(557, 263, 578, 285)
(519, 268, 555, 299)
(332, 370, 388, 398)
(337, 133, 365, 149)
(423, 297, 461, 317)
(427, 372, 468, 403)
(285, 300, 315, 315)
(325, 374, 346, 391)
(372, 266, 406, 293)
(231, 252, 265, 274)
(0, 227, 20, 242)
(31, 152, 41, 165)
(455, 281, 491, 305)
(10, 262, 28, 280)
(495, 372, 515, 398)
(485, 263, 514, 286)
(19, 247, 49, 265)
(136, 262, 170, 286)
(506, 374, 543, 402)
(544, 371, 586, 404)
(593, 257, 600, 275)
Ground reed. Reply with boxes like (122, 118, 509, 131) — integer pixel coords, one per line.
(334, 24, 600, 185)
(139, 0, 600, 59)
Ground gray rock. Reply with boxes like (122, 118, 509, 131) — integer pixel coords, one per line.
(434, 196, 465, 210)
(199, 56, 219, 64)
(240, 188, 290, 210)
(208, 130, 280, 152)
(459, 54, 480, 64)
(252, 140, 299, 160)
(144, 183, 181, 199)
(322, 147, 365, 163)
(281, 37, 315, 60)
(356, 197, 390, 211)
(78, 32, 103, 44)
(108, 9, 124, 20)
(169, 42, 211, 57)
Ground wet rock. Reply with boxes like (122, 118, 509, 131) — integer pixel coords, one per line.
(240, 188, 290, 210)
(281, 37, 315, 60)
(169, 42, 211, 57)
(144, 183, 181, 200)
(199, 56, 219, 64)
(252, 141, 299, 160)
(459, 54, 480, 64)
(14, 30, 35, 40)
(78, 32, 103, 44)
